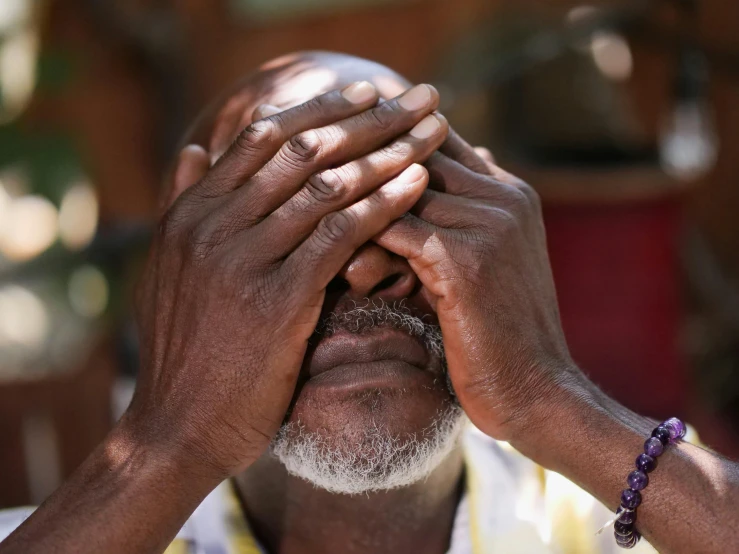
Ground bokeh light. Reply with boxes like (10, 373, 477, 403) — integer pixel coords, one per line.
(0, 194, 58, 261)
(68, 265, 109, 318)
(0, 285, 49, 348)
(0, 27, 39, 123)
(590, 32, 633, 82)
(566, 5, 599, 25)
(660, 100, 719, 181)
(58, 181, 99, 250)
(0, 0, 30, 34)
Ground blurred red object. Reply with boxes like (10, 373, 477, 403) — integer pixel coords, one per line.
(544, 198, 687, 419)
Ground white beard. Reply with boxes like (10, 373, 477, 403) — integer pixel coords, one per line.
(271, 405, 466, 495)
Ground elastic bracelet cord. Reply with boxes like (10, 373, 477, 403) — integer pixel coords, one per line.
(602, 417, 686, 549)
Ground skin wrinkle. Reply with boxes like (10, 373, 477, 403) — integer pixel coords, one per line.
(3, 52, 739, 554)
(188, 58, 462, 554)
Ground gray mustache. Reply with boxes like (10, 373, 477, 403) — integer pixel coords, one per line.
(316, 300, 445, 361)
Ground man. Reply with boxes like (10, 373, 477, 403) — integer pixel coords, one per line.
(1, 51, 738, 554)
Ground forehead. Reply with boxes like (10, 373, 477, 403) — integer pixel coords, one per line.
(204, 55, 412, 160)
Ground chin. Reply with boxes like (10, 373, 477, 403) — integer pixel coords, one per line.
(271, 365, 464, 495)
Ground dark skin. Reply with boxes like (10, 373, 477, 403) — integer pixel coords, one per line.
(1, 52, 738, 554)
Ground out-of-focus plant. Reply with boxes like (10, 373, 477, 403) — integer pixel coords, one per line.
(0, 0, 109, 382)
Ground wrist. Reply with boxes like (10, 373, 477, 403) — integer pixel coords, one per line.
(502, 362, 585, 440)
(506, 366, 653, 473)
(109, 413, 224, 499)
(506, 368, 611, 463)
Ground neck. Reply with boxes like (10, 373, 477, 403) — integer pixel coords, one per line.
(233, 448, 465, 554)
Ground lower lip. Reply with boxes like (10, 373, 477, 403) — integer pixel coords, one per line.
(304, 360, 436, 392)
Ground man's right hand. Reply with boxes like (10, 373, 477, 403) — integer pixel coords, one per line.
(127, 81, 449, 482)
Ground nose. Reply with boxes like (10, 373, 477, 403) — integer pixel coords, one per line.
(328, 243, 417, 303)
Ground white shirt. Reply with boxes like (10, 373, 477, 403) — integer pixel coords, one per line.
(0, 425, 660, 553)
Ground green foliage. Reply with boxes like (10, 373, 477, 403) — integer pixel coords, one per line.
(230, 0, 402, 23)
(36, 50, 76, 92)
(0, 123, 83, 204)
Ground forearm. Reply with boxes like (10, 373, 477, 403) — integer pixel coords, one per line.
(510, 371, 739, 554)
(0, 421, 218, 554)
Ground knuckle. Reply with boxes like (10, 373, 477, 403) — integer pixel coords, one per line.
(158, 204, 188, 238)
(506, 185, 531, 211)
(384, 140, 414, 160)
(490, 207, 520, 237)
(366, 188, 392, 211)
(316, 211, 357, 246)
(234, 120, 274, 154)
(236, 271, 278, 316)
(284, 131, 322, 165)
(158, 211, 175, 238)
(517, 180, 541, 208)
(301, 92, 334, 116)
(187, 220, 221, 261)
(304, 170, 347, 205)
(364, 102, 394, 131)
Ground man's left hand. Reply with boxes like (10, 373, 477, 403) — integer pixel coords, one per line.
(375, 136, 579, 441)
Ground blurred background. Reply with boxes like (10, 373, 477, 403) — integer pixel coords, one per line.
(0, 0, 738, 508)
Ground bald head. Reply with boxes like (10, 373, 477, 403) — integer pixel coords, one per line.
(186, 51, 414, 163)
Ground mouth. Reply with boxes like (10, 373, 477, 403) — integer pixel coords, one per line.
(303, 328, 443, 391)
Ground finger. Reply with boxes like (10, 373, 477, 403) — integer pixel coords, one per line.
(400, 185, 531, 234)
(191, 81, 380, 199)
(208, 105, 284, 165)
(251, 103, 282, 121)
(372, 211, 437, 263)
(425, 152, 495, 199)
(161, 145, 210, 214)
(373, 190, 501, 260)
(425, 151, 531, 202)
(439, 128, 492, 175)
(256, 114, 448, 258)
(283, 164, 429, 292)
(474, 146, 496, 168)
(232, 84, 440, 219)
(411, 189, 495, 228)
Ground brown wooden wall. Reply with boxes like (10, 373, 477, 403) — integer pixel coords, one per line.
(28, 0, 739, 276)
(2, 0, 737, 504)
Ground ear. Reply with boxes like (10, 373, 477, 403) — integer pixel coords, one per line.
(160, 144, 210, 214)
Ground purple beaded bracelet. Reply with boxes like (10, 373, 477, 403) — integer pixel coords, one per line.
(613, 417, 686, 549)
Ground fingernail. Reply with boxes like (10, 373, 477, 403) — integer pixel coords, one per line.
(341, 81, 376, 104)
(396, 163, 426, 184)
(398, 84, 432, 111)
(409, 114, 442, 139)
(256, 104, 281, 117)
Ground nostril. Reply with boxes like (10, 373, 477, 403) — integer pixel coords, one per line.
(369, 273, 403, 297)
(326, 276, 350, 295)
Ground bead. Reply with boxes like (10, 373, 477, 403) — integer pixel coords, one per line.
(617, 509, 636, 524)
(614, 520, 634, 536)
(621, 488, 642, 509)
(615, 532, 638, 549)
(616, 530, 641, 549)
(627, 470, 649, 490)
(663, 417, 686, 442)
(644, 437, 664, 457)
(636, 453, 656, 473)
(652, 426, 671, 446)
